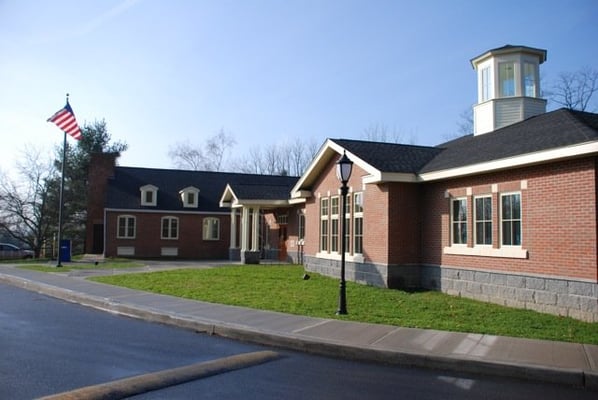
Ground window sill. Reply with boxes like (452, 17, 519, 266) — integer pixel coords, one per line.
(443, 246, 528, 259)
(315, 251, 364, 263)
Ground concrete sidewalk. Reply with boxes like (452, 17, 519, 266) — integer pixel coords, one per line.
(1, 264, 596, 391)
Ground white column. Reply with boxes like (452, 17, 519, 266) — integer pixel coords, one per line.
(230, 209, 237, 249)
(251, 207, 260, 251)
(241, 207, 250, 252)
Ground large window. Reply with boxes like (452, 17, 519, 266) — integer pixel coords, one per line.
(501, 193, 521, 246)
(203, 217, 220, 240)
(499, 62, 515, 97)
(161, 216, 178, 239)
(320, 198, 329, 252)
(344, 194, 351, 253)
(331, 196, 339, 252)
(452, 198, 467, 245)
(474, 197, 492, 245)
(117, 215, 136, 239)
(298, 211, 305, 241)
(481, 66, 492, 101)
(353, 192, 363, 254)
(524, 63, 537, 97)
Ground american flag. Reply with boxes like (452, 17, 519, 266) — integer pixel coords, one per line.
(47, 101, 82, 140)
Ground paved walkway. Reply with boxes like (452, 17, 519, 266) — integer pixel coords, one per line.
(1, 263, 596, 391)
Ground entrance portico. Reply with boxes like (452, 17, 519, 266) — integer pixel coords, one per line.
(219, 180, 301, 264)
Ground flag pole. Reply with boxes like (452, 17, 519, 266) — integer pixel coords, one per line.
(56, 94, 69, 267)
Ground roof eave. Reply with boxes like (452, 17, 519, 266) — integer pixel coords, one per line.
(419, 141, 598, 181)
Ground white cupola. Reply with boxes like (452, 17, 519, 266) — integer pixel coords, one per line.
(471, 45, 547, 135)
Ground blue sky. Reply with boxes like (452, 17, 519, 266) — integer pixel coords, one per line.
(1, 0, 597, 176)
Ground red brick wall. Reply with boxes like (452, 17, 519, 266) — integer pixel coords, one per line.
(105, 211, 231, 259)
(421, 157, 597, 281)
(387, 183, 421, 264)
(85, 153, 118, 253)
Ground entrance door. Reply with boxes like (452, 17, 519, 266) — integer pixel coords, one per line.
(278, 225, 287, 261)
(92, 224, 104, 254)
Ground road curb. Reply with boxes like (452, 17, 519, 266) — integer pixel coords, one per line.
(37, 351, 280, 400)
(1, 273, 595, 391)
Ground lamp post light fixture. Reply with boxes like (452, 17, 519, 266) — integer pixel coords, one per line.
(336, 151, 353, 315)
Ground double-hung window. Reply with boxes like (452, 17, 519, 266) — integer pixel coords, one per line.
(161, 216, 178, 240)
(353, 192, 363, 254)
(330, 196, 339, 252)
(501, 193, 521, 246)
(344, 194, 351, 253)
(320, 198, 329, 252)
(203, 217, 220, 240)
(117, 215, 136, 239)
(474, 196, 492, 245)
(452, 198, 467, 245)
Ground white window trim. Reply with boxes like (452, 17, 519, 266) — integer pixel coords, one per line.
(353, 192, 364, 255)
(451, 197, 468, 246)
(320, 197, 329, 252)
(203, 217, 220, 241)
(473, 195, 492, 247)
(180, 186, 200, 208)
(316, 251, 365, 263)
(161, 216, 179, 240)
(443, 245, 527, 259)
(500, 191, 523, 247)
(330, 196, 339, 253)
(117, 215, 136, 239)
(140, 184, 158, 206)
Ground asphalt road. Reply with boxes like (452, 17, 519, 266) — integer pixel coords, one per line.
(1, 283, 594, 399)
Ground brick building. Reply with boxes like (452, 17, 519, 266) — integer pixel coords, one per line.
(87, 45, 597, 321)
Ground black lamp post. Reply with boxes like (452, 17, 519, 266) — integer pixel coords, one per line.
(336, 151, 353, 315)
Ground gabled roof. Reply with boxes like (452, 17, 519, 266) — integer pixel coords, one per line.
(220, 178, 300, 208)
(420, 108, 598, 178)
(106, 167, 298, 212)
(291, 108, 598, 197)
(332, 139, 443, 173)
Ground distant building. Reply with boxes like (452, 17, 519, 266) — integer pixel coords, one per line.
(87, 45, 598, 321)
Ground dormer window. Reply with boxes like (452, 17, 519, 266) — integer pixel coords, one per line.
(179, 186, 199, 208)
(140, 184, 158, 206)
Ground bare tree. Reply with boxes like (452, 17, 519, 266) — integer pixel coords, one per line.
(0, 146, 56, 257)
(362, 122, 405, 143)
(169, 128, 236, 171)
(230, 138, 319, 176)
(548, 67, 598, 111)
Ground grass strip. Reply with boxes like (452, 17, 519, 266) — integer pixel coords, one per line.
(89, 265, 598, 344)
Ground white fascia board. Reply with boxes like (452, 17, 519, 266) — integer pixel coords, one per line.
(419, 141, 598, 182)
(290, 139, 333, 195)
(218, 184, 238, 207)
(234, 199, 291, 207)
(290, 139, 381, 197)
(105, 208, 230, 216)
(289, 197, 307, 205)
(291, 190, 312, 199)
(362, 172, 420, 184)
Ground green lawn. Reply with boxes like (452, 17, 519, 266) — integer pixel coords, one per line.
(90, 265, 598, 345)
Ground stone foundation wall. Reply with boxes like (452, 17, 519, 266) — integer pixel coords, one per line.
(304, 256, 598, 322)
(421, 265, 597, 322)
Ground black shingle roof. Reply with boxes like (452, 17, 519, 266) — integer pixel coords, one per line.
(420, 108, 598, 173)
(106, 167, 298, 211)
(330, 139, 444, 173)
